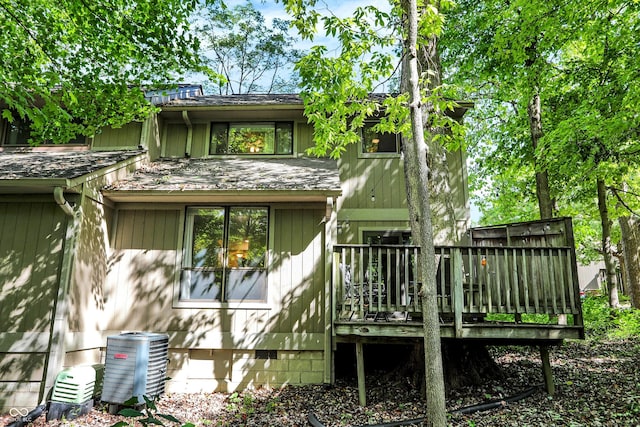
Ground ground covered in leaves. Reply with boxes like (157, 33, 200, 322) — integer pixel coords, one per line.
(2, 338, 639, 426)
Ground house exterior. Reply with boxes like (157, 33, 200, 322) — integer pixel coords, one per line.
(0, 88, 581, 411)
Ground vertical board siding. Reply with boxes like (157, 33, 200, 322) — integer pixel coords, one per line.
(0, 201, 66, 334)
(69, 197, 111, 333)
(92, 123, 142, 149)
(107, 207, 325, 340)
(107, 209, 180, 331)
(163, 124, 188, 158)
(272, 208, 325, 335)
(0, 201, 67, 410)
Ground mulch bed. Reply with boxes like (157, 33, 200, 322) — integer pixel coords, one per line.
(2, 338, 639, 426)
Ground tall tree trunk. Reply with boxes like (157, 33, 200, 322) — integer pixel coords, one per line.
(618, 213, 640, 308)
(527, 93, 554, 219)
(401, 1, 447, 425)
(597, 178, 620, 307)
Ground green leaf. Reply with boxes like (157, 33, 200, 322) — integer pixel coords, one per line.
(118, 408, 145, 417)
(158, 413, 182, 423)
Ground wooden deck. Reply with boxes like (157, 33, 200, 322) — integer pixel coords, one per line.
(331, 219, 585, 405)
(332, 218, 585, 343)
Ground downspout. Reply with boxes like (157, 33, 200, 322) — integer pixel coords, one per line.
(182, 110, 192, 158)
(41, 187, 81, 403)
(53, 187, 74, 216)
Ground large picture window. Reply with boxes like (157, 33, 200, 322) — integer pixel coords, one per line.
(181, 206, 269, 302)
(210, 122, 293, 155)
(361, 121, 399, 154)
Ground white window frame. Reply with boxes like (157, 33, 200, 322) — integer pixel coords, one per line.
(175, 206, 271, 309)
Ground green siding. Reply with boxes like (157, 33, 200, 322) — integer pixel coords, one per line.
(163, 124, 188, 157)
(92, 122, 142, 149)
(272, 208, 325, 334)
(0, 200, 67, 411)
(0, 201, 66, 334)
(105, 206, 325, 345)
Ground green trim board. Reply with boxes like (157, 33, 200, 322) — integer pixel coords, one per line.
(339, 208, 410, 221)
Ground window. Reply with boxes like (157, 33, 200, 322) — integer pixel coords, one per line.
(3, 115, 32, 145)
(210, 122, 293, 155)
(2, 113, 86, 146)
(181, 206, 269, 302)
(361, 121, 399, 154)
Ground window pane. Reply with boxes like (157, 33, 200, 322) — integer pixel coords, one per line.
(5, 116, 32, 145)
(210, 123, 229, 154)
(228, 123, 275, 154)
(275, 122, 293, 154)
(225, 269, 267, 301)
(227, 207, 268, 268)
(181, 269, 223, 300)
(362, 122, 398, 153)
(191, 208, 225, 268)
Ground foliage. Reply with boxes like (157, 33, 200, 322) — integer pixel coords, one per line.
(582, 295, 640, 339)
(195, 0, 303, 94)
(281, 1, 462, 425)
(109, 395, 195, 427)
(1, 0, 213, 144)
(225, 392, 257, 423)
(442, 0, 640, 267)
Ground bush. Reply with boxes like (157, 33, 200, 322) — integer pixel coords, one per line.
(582, 296, 640, 339)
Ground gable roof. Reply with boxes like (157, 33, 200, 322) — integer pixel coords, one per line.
(0, 150, 145, 193)
(102, 157, 342, 203)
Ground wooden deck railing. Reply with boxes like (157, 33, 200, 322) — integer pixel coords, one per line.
(333, 244, 584, 329)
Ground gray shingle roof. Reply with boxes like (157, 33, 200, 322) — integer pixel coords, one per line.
(103, 157, 341, 193)
(0, 150, 145, 180)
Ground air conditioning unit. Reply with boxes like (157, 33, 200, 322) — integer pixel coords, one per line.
(101, 332, 169, 408)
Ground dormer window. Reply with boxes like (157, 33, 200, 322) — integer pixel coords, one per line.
(210, 122, 293, 155)
(361, 121, 399, 154)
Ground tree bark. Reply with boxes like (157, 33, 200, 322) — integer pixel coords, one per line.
(618, 213, 640, 308)
(597, 178, 620, 307)
(401, 1, 447, 425)
(527, 93, 554, 219)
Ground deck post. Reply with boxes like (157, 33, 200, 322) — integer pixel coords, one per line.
(355, 341, 366, 406)
(539, 345, 555, 395)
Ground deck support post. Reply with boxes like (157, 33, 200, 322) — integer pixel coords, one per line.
(539, 345, 555, 395)
(355, 341, 366, 406)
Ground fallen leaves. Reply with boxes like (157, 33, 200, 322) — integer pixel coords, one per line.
(1, 338, 638, 426)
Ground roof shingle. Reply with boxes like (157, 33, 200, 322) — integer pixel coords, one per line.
(0, 150, 145, 180)
(102, 157, 341, 194)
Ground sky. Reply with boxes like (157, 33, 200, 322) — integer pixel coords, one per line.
(225, 0, 387, 52)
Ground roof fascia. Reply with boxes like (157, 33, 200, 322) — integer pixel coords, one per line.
(102, 190, 342, 204)
(65, 152, 148, 188)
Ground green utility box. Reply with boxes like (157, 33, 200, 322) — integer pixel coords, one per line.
(46, 364, 104, 421)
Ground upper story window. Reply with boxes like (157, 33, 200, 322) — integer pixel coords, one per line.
(1, 114, 86, 146)
(361, 121, 399, 155)
(180, 206, 269, 302)
(210, 122, 293, 155)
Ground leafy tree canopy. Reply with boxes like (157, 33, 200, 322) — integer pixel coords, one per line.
(0, 0, 213, 144)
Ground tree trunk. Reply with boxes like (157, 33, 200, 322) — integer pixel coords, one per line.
(401, 1, 447, 425)
(597, 178, 620, 307)
(618, 214, 640, 308)
(527, 93, 554, 219)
